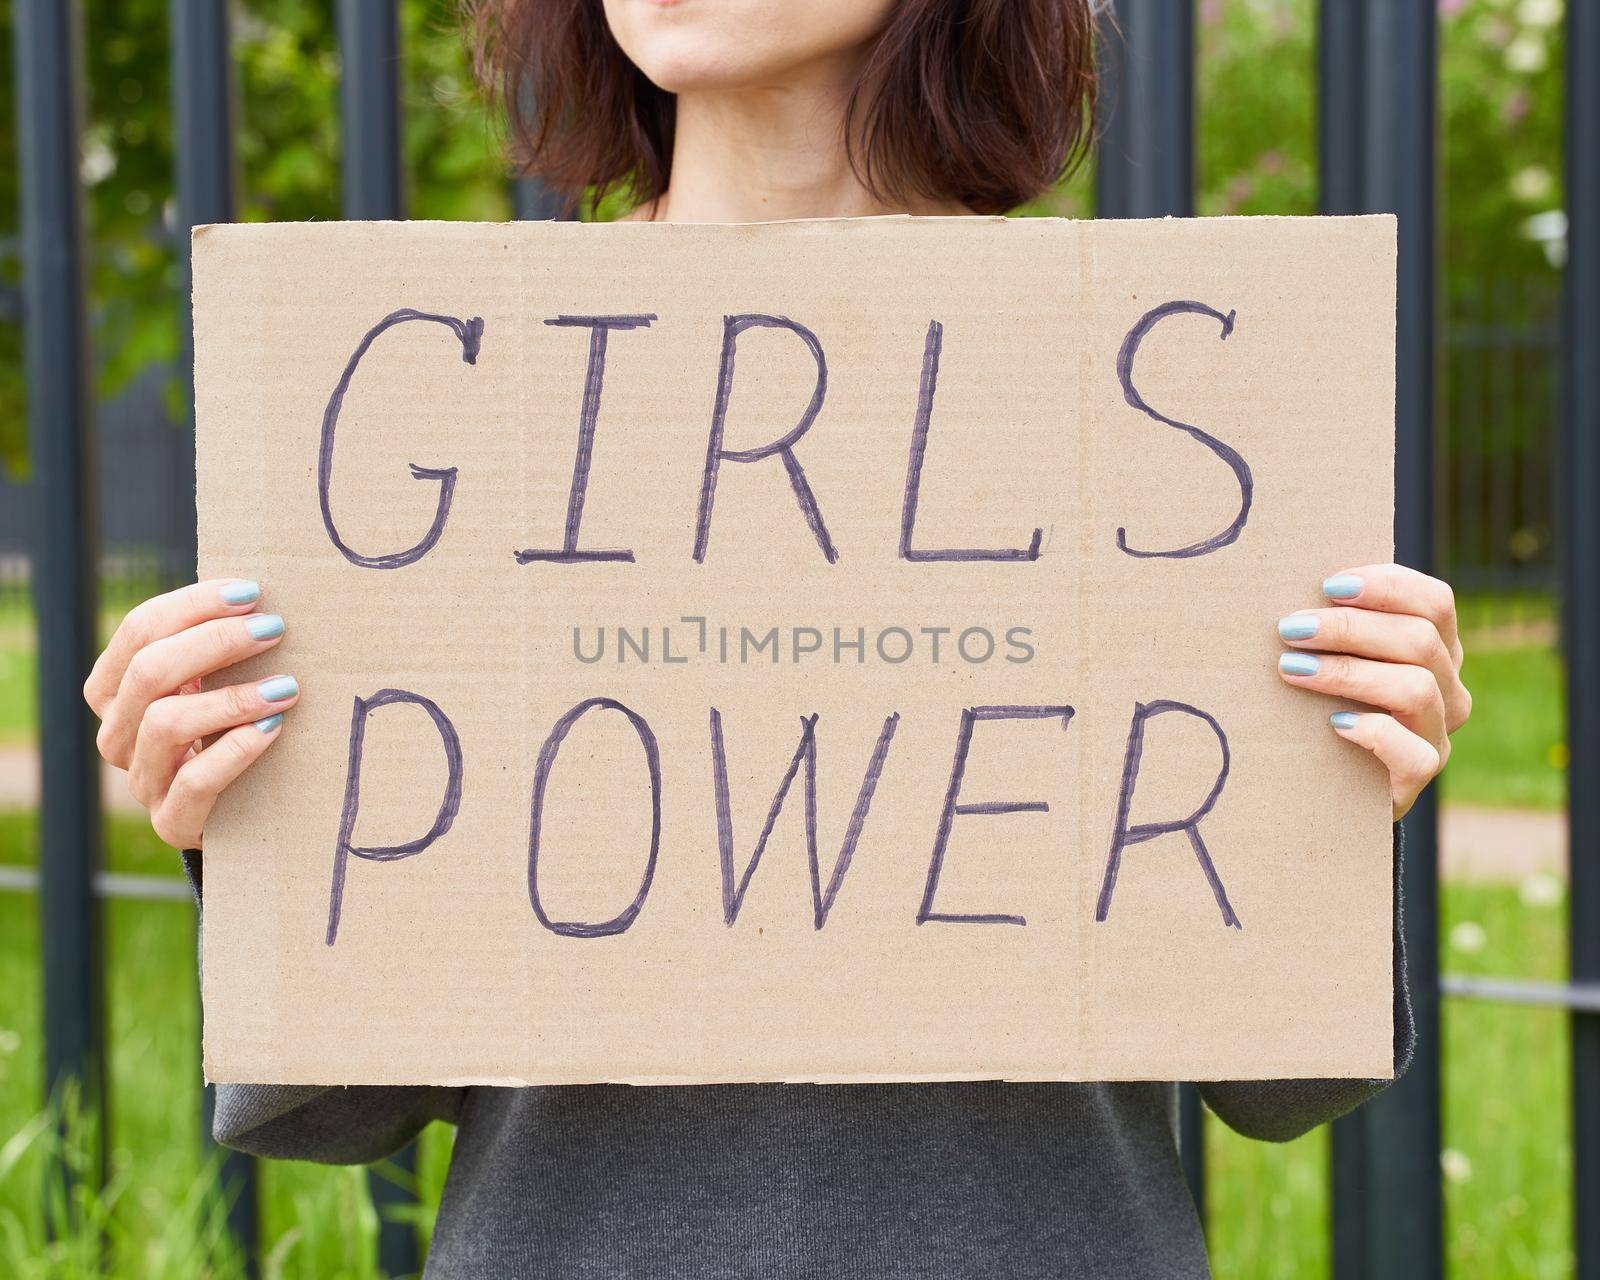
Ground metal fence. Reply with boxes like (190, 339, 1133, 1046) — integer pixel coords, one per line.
(6, 1, 1598, 1278)
(1440, 277, 1562, 600)
(0, 365, 199, 596)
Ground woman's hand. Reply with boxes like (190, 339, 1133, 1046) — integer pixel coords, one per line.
(1276, 564, 1471, 821)
(82, 578, 299, 850)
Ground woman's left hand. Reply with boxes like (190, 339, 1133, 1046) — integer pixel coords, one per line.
(1276, 563, 1472, 821)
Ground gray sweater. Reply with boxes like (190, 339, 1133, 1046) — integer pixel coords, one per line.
(186, 827, 1412, 1279)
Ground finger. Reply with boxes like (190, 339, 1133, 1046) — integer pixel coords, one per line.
(1276, 607, 1471, 732)
(85, 578, 263, 715)
(96, 613, 285, 769)
(1278, 650, 1447, 748)
(149, 714, 286, 851)
(1329, 710, 1441, 821)
(1320, 564, 1461, 664)
(128, 675, 300, 809)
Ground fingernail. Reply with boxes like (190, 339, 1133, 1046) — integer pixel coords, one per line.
(1278, 614, 1319, 641)
(220, 579, 261, 605)
(255, 712, 285, 733)
(1323, 574, 1363, 599)
(245, 614, 284, 641)
(1330, 711, 1359, 730)
(1280, 652, 1321, 677)
(258, 675, 298, 702)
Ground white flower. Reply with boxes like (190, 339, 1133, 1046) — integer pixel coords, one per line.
(1519, 871, 1563, 908)
(1450, 921, 1487, 954)
(1518, 0, 1563, 29)
(1505, 33, 1548, 73)
(79, 131, 116, 186)
(1510, 165, 1554, 202)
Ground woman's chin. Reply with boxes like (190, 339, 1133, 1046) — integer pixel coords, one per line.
(635, 53, 787, 96)
(607, 0, 895, 98)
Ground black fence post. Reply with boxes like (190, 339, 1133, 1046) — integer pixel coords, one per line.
(1319, 4, 1444, 1277)
(336, 4, 420, 1274)
(1091, 0, 1204, 1223)
(12, 0, 107, 1174)
(513, 177, 569, 222)
(1094, 0, 1194, 221)
(169, 1, 261, 1269)
(1315, 1, 1363, 216)
(1564, 3, 1600, 1276)
(170, 0, 233, 579)
(338, 0, 405, 222)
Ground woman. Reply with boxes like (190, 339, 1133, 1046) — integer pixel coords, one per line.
(84, 1, 1471, 1275)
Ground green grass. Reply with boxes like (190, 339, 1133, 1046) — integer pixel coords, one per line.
(0, 811, 1577, 1278)
(1202, 870, 1573, 1280)
(0, 810, 180, 877)
(1205, 1123, 1330, 1278)
(1454, 590, 1556, 640)
(0, 809, 455, 1279)
(0, 593, 149, 748)
(1446, 642, 1566, 810)
(1439, 880, 1573, 1277)
(0, 881, 455, 1279)
(0, 606, 35, 747)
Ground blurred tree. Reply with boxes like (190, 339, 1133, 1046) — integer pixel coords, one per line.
(0, 0, 1570, 477)
(1193, 0, 1566, 289)
(1197, 0, 1317, 216)
(1437, 0, 1566, 289)
(0, 0, 507, 477)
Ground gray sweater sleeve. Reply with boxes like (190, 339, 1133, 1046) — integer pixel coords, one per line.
(1196, 822, 1415, 1142)
(182, 851, 467, 1164)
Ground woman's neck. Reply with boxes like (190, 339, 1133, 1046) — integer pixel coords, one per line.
(638, 68, 968, 223)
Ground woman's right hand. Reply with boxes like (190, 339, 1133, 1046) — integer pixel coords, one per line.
(82, 578, 299, 851)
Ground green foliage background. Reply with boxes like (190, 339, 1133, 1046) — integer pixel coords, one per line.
(0, 0, 1573, 478)
(0, 0, 510, 477)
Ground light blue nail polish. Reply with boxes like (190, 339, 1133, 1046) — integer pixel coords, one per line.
(220, 579, 261, 605)
(1279, 652, 1321, 677)
(1323, 573, 1363, 599)
(1278, 614, 1319, 641)
(258, 675, 298, 702)
(255, 712, 284, 733)
(245, 613, 284, 641)
(1330, 711, 1359, 730)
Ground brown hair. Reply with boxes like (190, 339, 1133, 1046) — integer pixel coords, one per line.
(465, 0, 1098, 215)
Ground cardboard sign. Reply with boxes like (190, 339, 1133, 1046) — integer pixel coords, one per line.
(194, 216, 1396, 1086)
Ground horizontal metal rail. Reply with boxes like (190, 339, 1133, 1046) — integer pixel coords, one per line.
(0, 865, 192, 902)
(1442, 975, 1600, 1015)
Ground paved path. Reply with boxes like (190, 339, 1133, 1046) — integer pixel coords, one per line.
(0, 747, 1570, 883)
(0, 747, 142, 813)
(1436, 804, 1568, 883)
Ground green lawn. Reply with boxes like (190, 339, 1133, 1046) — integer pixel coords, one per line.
(0, 814, 1577, 1278)
(1203, 877, 1573, 1280)
(0, 593, 147, 748)
(0, 606, 36, 747)
(1447, 642, 1566, 810)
